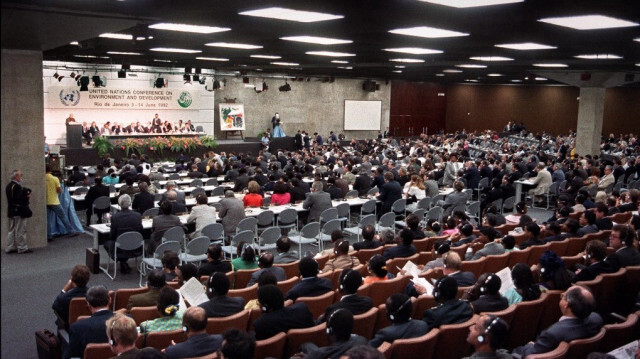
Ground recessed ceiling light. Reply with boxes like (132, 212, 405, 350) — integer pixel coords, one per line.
(149, 23, 230, 34)
(535, 77, 548, 81)
(636, 63, 640, 67)
(383, 47, 443, 55)
(574, 54, 622, 59)
(331, 60, 349, 64)
(280, 36, 352, 45)
(196, 57, 229, 61)
(250, 55, 282, 59)
(635, 38, 640, 42)
(495, 42, 556, 50)
(99, 33, 133, 40)
(469, 56, 513, 61)
(337, 66, 353, 69)
(511, 79, 523, 82)
(487, 73, 504, 77)
(106, 51, 142, 55)
(153, 59, 173, 63)
(443, 69, 463, 73)
(394, 65, 406, 68)
(74, 55, 109, 59)
(271, 62, 300, 66)
(70, 41, 79, 46)
(465, 79, 479, 82)
(136, 37, 146, 41)
(389, 58, 425, 63)
(306, 51, 356, 57)
(417, 0, 523, 8)
(389, 26, 468, 38)
(436, 73, 445, 76)
(206, 42, 263, 49)
(393, 70, 403, 73)
(150, 48, 202, 53)
(238, 7, 343, 23)
(533, 63, 568, 67)
(539, 15, 639, 30)
(456, 64, 487, 68)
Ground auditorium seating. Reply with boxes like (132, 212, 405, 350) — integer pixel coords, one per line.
(380, 328, 439, 359)
(205, 309, 250, 335)
(352, 307, 379, 339)
(254, 331, 287, 359)
(234, 268, 259, 289)
(523, 342, 569, 359)
(227, 284, 258, 304)
(565, 327, 606, 358)
(82, 343, 113, 359)
(296, 290, 335, 319)
(130, 306, 161, 325)
(273, 260, 300, 279)
(284, 323, 328, 358)
(144, 329, 187, 350)
(432, 315, 476, 359)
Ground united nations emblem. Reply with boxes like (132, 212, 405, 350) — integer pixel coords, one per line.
(177, 91, 193, 108)
(59, 89, 80, 106)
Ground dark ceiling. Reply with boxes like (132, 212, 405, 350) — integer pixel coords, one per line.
(2, 0, 640, 84)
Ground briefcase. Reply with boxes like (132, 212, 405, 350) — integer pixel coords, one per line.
(35, 329, 60, 359)
(86, 248, 100, 274)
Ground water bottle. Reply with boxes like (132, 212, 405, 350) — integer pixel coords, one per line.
(103, 212, 111, 224)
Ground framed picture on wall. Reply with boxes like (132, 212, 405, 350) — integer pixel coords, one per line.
(219, 103, 245, 131)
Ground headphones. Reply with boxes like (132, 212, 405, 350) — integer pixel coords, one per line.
(109, 319, 117, 346)
(433, 277, 444, 301)
(389, 298, 412, 321)
(442, 252, 449, 269)
(326, 309, 345, 335)
(480, 274, 494, 294)
(339, 270, 362, 292)
(182, 325, 189, 333)
(207, 275, 216, 295)
(477, 316, 500, 344)
(240, 243, 250, 258)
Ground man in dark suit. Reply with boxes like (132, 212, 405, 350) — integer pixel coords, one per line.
(125, 269, 166, 312)
(285, 257, 333, 301)
(572, 240, 616, 283)
(605, 224, 640, 269)
(273, 236, 298, 264)
(422, 276, 473, 329)
(148, 200, 184, 256)
(294, 130, 303, 150)
(513, 285, 603, 357)
(219, 190, 246, 238)
(383, 229, 416, 260)
(247, 253, 286, 287)
(162, 190, 187, 214)
(298, 309, 367, 359)
(197, 244, 233, 276)
(254, 284, 315, 340)
(233, 167, 250, 192)
(161, 181, 186, 204)
(320, 269, 373, 323)
(84, 176, 110, 225)
(594, 203, 613, 230)
(371, 168, 385, 191)
(64, 286, 113, 359)
(131, 181, 155, 215)
(52, 264, 91, 329)
(443, 252, 477, 287)
(105, 315, 140, 359)
(469, 274, 509, 314)
(352, 168, 372, 197)
(463, 160, 481, 191)
(369, 293, 430, 348)
(199, 272, 244, 318)
(377, 171, 402, 216)
(302, 181, 332, 224)
(164, 307, 223, 359)
(187, 164, 205, 178)
(353, 225, 382, 250)
(103, 194, 143, 274)
(576, 210, 599, 237)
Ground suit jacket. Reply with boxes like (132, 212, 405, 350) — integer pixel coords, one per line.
(64, 310, 113, 359)
(151, 214, 183, 244)
(471, 294, 509, 314)
(464, 166, 481, 190)
(85, 184, 110, 208)
(423, 299, 473, 329)
(197, 260, 232, 277)
(110, 208, 143, 241)
(530, 169, 552, 195)
(598, 173, 614, 190)
(305, 335, 368, 359)
(605, 246, 640, 270)
(303, 191, 333, 223)
(353, 174, 372, 196)
(594, 217, 613, 230)
(353, 240, 382, 251)
(383, 244, 417, 260)
(285, 277, 333, 301)
(52, 286, 88, 327)
(127, 287, 161, 311)
(218, 197, 246, 235)
(322, 294, 373, 321)
(164, 333, 223, 359)
(442, 191, 468, 217)
(274, 251, 299, 264)
(247, 266, 286, 287)
(470, 242, 505, 261)
(378, 180, 402, 214)
(323, 255, 361, 272)
(233, 174, 250, 192)
(108, 347, 140, 359)
(443, 162, 461, 187)
(369, 319, 431, 348)
(572, 260, 616, 283)
(198, 295, 245, 318)
(448, 271, 477, 287)
(132, 191, 155, 215)
(186, 204, 216, 237)
(514, 313, 603, 357)
(161, 190, 186, 205)
(254, 302, 315, 340)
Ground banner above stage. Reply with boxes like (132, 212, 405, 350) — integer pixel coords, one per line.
(48, 86, 201, 110)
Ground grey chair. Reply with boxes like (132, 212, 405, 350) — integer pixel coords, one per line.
(206, 178, 219, 186)
(290, 222, 321, 258)
(91, 196, 111, 224)
(168, 173, 180, 180)
(236, 217, 258, 237)
(142, 207, 159, 218)
(201, 222, 224, 244)
(336, 202, 351, 228)
(100, 231, 144, 280)
(162, 226, 186, 248)
(140, 240, 181, 286)
(190, 179, 203, 187)
(258, 226, 281, 253)
(367, 187, 379, 196)
(319, 208, 338, 225)
(277, 208, 298, 235)
(212, 187, 225, 196)
(502, 196, 515, 214)
(180, 236, 210, 264)
(74, 187, 89, 195)
(465, 201, 481, 222)
(426, 206, 444, 222)
(257, 210, 275, 233)
(190, 187, 206, 198)
(222, 230, 255, 259)
(344, 214, 376, 240)
(317, 219, 342, 250)
(377, 212, 396, 234)
(345, 190, 358, 198)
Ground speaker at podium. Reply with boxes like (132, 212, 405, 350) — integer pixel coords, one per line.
(66, 123, 83, 149)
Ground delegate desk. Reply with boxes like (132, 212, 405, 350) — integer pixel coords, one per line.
(514, 179, 535, 203)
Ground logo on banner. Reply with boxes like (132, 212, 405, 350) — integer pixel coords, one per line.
(59, 89, 81, 106)
(177, 91, 193, 108)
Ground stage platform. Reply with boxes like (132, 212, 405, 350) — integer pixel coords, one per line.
(60, 137, 296, 166)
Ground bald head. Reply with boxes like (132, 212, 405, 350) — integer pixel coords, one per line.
(258, 252, 274, 268)
(167, 190, 177, 201)
(183, 306, 208, 333)
(564, 285, 596, 319)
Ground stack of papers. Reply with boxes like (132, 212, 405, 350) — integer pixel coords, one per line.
(179, 277, 209, 306)
(400, 261, 434, 294)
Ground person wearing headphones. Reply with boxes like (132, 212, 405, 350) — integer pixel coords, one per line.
(513, 285, 603, 357)
(199, 272, 244, 318)
(218, 329, 256, 359)
(105, 314, 140, 359)
(319, 269, 373, 323)
(422, 276, 473, 329)
(253, 284, 314, 340)
(468, 273, 509, 314)
(163, 306, 223, 359)
(369, 294, 430, 348)
(197, 244, 232, 277)
(297, 309, 367, 359)
(363, 254, 395, 285)
(464, 315, 512, 359)
(285, 257, 333, 301)
(64, 285, 113, 359)
(231, 242, 258, 271)
(125, 269, 166, 312)
(323, 240, 362, 272)
(382, 229, 416, 260)
(140, 286, 183, 333)
(605, 224, 640, 269)
(246, 252, 286, 287)
(571, 240, 616, 283)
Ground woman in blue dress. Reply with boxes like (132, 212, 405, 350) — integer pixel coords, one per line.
(273, 118, 285, 138)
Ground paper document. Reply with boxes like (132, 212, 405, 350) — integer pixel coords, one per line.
(179, 277, 209, 306)
(401, 260, 421, 277)
(411, 277, 434, 295)
(496, 267, 514, 295)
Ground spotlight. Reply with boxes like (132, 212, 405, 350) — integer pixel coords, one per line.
(118, 70, 126, 78)
(155, 78, 165, 88)
(278, 82, 291, 92)
(79, 76, 90, 91)
(183, 74, 191, 83)
(213, 80, 221, 90)
(53, 72, 64, 82)
(198, 76, 206, 85)
(92, 75, 102, 87)
(192, 74, 200, 82)
(185, 66, 192, 74)
(70, 71, 76, 78)
(74, 73, 83, 82)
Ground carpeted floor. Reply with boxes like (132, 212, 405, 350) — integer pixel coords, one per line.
(1, 207, 553, 358)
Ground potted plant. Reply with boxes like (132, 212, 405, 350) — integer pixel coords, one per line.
(92, 136, 113, 157)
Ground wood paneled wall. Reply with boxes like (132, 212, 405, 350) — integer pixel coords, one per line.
(603, 87, 640, 136)
(390, 81, 447, 137)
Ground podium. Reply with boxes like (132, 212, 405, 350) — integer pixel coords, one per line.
(66, 124, 83, 149)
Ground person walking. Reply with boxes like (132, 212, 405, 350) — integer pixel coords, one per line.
(6, 169, 32, 253)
